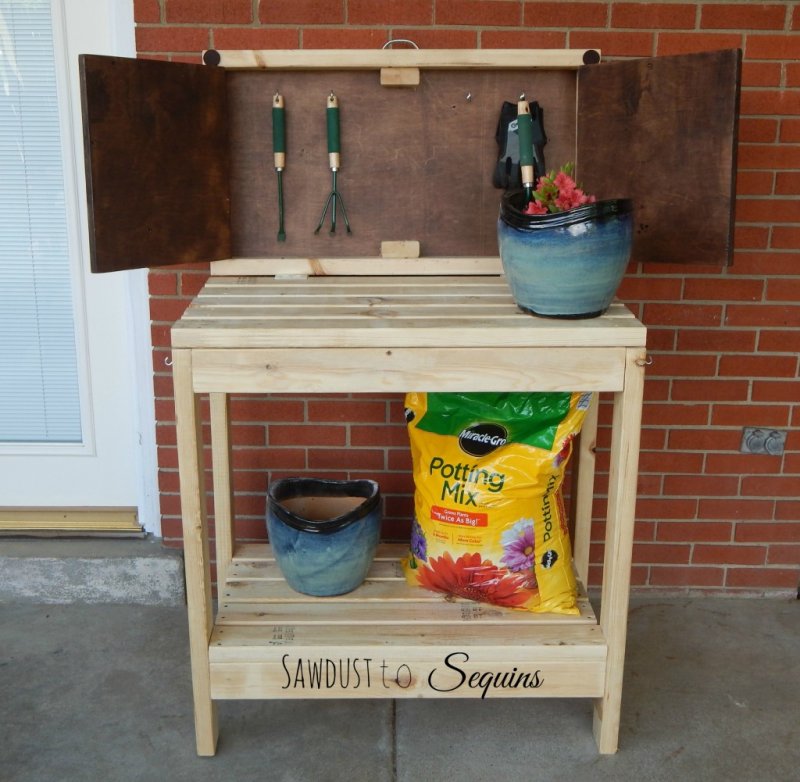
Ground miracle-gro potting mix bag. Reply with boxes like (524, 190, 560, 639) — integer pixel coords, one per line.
(402, 391, 592, 615)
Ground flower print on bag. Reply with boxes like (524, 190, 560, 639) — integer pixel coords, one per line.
(500, 518, 536, 572)
(416, 552, 534, 609)
(554, 433, 576, 468)
(409, 517, 428, 564)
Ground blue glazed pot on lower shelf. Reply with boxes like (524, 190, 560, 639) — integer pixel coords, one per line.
(267, 477, 381, 596)
(498, 191, 634, 319)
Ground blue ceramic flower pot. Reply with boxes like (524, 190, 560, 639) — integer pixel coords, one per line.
(267, 478, 381, 596)
(498, 192, 634, 318)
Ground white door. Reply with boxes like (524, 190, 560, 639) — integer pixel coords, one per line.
(0, 0, 158, 533)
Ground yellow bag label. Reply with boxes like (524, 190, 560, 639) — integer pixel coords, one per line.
(402, 391, 592, 614)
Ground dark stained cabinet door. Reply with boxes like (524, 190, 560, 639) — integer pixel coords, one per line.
(577, 49, 741, 266)
(80, 55, 231, 272)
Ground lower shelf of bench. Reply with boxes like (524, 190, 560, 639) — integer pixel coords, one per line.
(208, 543, 606, 700)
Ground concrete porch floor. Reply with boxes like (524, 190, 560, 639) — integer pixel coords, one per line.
(1, 597, 798, 782)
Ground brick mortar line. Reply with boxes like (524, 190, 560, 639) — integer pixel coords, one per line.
(134, 25, 800, 39)
(146, 281, 800, 300)
(147, 273, 800, 287)
(648, 561, 790, 569)
(133, 29, 516, 36)
(134, 20, 798, 31)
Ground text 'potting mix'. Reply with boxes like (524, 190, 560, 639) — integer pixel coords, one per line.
(402, 391, 592, 614)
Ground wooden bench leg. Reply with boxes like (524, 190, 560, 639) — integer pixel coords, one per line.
(210, 392, 235, 582)
(593, 348, 646, 754)
(173, 349, 219, 756)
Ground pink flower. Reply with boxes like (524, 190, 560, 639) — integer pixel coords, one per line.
(523, 200, 548, 215)
(524, 163, 596, 215)
(554, 193, 578, 211)
(552, 171, 576, 193)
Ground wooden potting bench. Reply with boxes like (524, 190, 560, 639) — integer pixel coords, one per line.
(170, 257, 647, 756)
(79, 46, 739, 757)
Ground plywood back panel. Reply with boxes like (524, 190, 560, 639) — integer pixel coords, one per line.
(227, 69, 577, 260)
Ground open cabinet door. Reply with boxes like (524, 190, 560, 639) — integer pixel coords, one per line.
(80, 55, 231, 272)
(577, 49, 741, 266)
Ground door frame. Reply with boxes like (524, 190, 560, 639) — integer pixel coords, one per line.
(0, 0, 159, 534)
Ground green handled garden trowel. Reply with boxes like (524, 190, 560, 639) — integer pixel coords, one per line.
(272, 92, 286, 241)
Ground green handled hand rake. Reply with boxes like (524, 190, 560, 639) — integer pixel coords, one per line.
(315, 92, 352, 235)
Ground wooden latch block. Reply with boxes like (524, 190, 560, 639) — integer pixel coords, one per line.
(381, 240, 421, 258)
(380, 67, 420, 87)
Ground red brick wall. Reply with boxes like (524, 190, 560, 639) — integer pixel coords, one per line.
(138, 0, 800, 596)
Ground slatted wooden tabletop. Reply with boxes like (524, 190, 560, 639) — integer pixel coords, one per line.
(171, 275, 647, 350)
